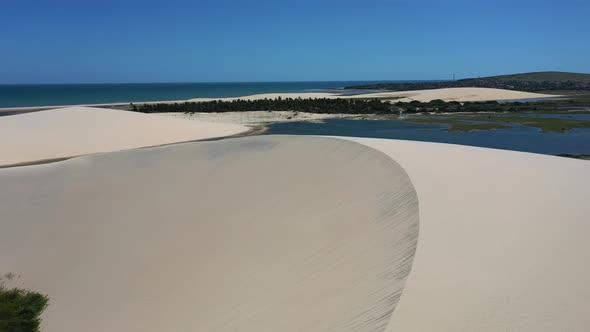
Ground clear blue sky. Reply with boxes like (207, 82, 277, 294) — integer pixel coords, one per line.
(1, 0, 589, 83)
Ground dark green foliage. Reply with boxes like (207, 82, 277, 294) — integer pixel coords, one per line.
(557, 154, 590, 160)
(489, 71, 590, 82)
(136, 98, 393, 114)
(402, 113, 590, 133)
(0, 284, 49, 332)
(346, 71, 590, 92)
(134, 97, 590, 116)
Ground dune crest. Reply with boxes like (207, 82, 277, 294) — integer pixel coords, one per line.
(0, 106, 248, 166)
(0, 136, 419, 332)
(187, 87, 557, 103)
(344, 138, 590, 332)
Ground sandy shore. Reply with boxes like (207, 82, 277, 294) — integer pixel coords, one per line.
(348, 87, 560, 102)
(0, 106, 248, 166)
(162, 110, 358, 125)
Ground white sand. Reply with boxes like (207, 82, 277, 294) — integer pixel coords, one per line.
(0, 106, 247, 166)
(343, 138, 590, 331)
(160, 87, 558, 126)
(187, 88, 558, 103)
(162, 111, 357, 125)
(0, 136, 419, 332)
(353, 87, 559, 102)
(188, 92, 337, 102)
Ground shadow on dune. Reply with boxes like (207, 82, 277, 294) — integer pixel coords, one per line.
(0, 135, 419, 332)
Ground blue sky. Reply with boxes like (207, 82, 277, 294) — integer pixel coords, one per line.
(1, 0, 589, 83)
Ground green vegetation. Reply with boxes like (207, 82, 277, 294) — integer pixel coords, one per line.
(390, 98, 590, 114)
(401, 116, 511, 132)
(346, 71, 590, 92)
(489, 71, 590, 82)
(135, 98, 392, 114)
(132, 97, 590, 133)
(557, 154, 590, 161)
(401, 113, 590, 133)
(133, 97, 590, 115)
(0, 274, 49, 332)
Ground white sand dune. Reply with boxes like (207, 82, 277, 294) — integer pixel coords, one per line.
(188, 92, 337, 102)
(0, 136, 419, 332)
(351, 87, 559, 102)
(0, 106, 248, 166)
(344, 138, 590, 331)
(187, 87, 557, 103)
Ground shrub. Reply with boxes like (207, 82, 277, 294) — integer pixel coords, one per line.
(0, 280, 49, 332)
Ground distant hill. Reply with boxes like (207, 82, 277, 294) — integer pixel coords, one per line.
(346, 71, 590, 92)
(482, 71, 590, 82)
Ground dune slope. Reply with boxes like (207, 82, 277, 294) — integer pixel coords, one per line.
(0, 106, 248, 166)
(343, 138, 590, 332)
(0, 136, 419, 332)
(353, 87, 559, 102)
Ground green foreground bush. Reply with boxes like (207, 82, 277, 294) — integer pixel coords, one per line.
(0, 284, 49, 332)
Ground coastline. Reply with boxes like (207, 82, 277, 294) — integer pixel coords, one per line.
(2, 87, 587, 166)
(0, 87, 560, 115)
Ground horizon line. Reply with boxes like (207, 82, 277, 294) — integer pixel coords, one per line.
(0, 79, 450, 86)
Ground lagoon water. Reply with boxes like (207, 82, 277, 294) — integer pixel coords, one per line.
(265, 118, 590, 155)
(2, 82, 588, 156)
(0, 81, 400, 108)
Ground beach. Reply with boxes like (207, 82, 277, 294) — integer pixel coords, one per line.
(0, 103, 589, 331)
(161, 110, 359, 125)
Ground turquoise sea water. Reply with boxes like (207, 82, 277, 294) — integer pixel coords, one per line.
(0, 81, 408, 108)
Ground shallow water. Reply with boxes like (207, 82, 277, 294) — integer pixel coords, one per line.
(265, 118, 590, 155)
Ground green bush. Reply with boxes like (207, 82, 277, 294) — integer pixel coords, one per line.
(0, 283, 49, 332)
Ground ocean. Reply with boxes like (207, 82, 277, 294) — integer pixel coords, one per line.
(0, 81, 403, 108)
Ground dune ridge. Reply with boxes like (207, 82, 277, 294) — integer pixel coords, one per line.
(344, 138, 590, 331)
(0, 136, 419, 332)
(0, 106, 248, 166)
(186, 87, 556, 103)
